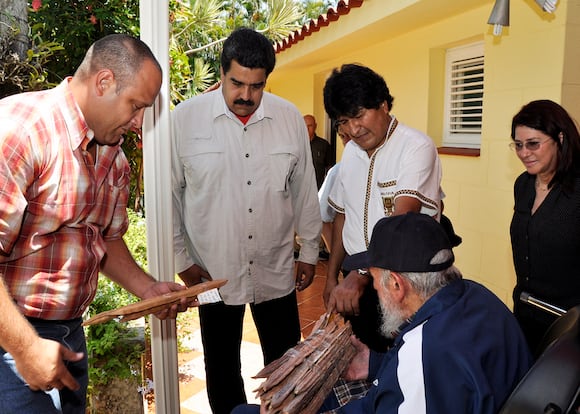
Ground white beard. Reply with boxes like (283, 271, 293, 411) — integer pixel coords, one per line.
(378, 298, 406, 339)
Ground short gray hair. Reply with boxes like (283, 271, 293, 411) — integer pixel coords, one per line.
(396, 249, 462, 299)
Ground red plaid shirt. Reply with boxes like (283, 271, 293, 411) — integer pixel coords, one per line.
(0, 79, 130, 320)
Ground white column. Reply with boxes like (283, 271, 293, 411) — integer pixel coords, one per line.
(139, 1, 181, 413)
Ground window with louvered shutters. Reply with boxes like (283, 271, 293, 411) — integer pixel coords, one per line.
(443, 42, 484, 149)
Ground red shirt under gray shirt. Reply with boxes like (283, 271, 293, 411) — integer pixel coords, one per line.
(0, 79, 130, 320)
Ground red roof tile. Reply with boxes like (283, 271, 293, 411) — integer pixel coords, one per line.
(274, 0, 364, 53)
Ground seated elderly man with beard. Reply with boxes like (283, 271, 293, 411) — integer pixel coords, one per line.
(319, 212, 533, 413)
(233, 212, 533, 414)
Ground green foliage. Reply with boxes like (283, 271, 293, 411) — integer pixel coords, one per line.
(85, 307, 143, 387)
(262, 0, 302, 41)
(84, 209, 147, 386)
(120, 132, 144, 212)
(0, 13, 63, 98)
(28, 0, 140, 83)
(300, 0, 335, 24)
(170, 0, 314, 104)
(123, 208, 149, 268)
(170, 0, 225, 103)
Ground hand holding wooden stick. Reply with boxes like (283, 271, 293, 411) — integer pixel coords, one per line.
(83, 279, 227, 326)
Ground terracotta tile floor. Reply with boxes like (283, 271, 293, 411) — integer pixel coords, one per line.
(175, 260, 328, 414)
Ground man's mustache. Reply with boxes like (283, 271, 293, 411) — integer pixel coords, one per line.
(234, 98, 255, 106)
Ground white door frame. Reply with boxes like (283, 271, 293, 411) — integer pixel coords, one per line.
(140, 1, 181, 413)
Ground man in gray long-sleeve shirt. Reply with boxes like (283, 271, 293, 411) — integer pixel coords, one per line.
(171, 27, 321, 414)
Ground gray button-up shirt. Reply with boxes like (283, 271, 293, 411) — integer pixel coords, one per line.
(171, 88, 321, 305)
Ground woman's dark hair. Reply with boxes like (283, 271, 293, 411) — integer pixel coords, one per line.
(220, 28, 276, 76)
(511, 99, 580, 192)
(323, 63, 394, 119)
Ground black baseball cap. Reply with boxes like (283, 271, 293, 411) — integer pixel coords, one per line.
(367, 212, 454, 272)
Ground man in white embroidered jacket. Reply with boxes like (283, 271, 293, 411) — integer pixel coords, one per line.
(322, 63, 443, 353)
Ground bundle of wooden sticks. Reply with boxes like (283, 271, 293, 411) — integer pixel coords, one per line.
(253, 312, 356, 414)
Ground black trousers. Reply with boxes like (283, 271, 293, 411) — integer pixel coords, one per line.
(199, 291, 301, 414)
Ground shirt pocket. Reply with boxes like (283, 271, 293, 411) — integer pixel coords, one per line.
(180, 137, 225, 193)
(93, 164, 130, 232)
(377, 179, 397, 217)
(268, 147, 298, 193)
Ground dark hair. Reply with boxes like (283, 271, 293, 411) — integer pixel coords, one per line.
(511, 99, 580, 192)
(220, 28, 276, 76)
(323, 63, 394, 119)
(76, 33, 161, 92)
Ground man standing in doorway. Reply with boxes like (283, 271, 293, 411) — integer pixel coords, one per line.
(171, 28, 321, 414)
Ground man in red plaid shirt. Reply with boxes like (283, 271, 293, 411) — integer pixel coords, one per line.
(0, 34, 189, 414)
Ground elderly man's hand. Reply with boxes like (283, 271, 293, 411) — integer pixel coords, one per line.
(341, 336, 370, 381)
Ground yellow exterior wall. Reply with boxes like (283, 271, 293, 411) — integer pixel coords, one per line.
(267, 0, 579, 307)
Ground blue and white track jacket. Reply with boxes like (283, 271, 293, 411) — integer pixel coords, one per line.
(339, 280, 533, 414)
